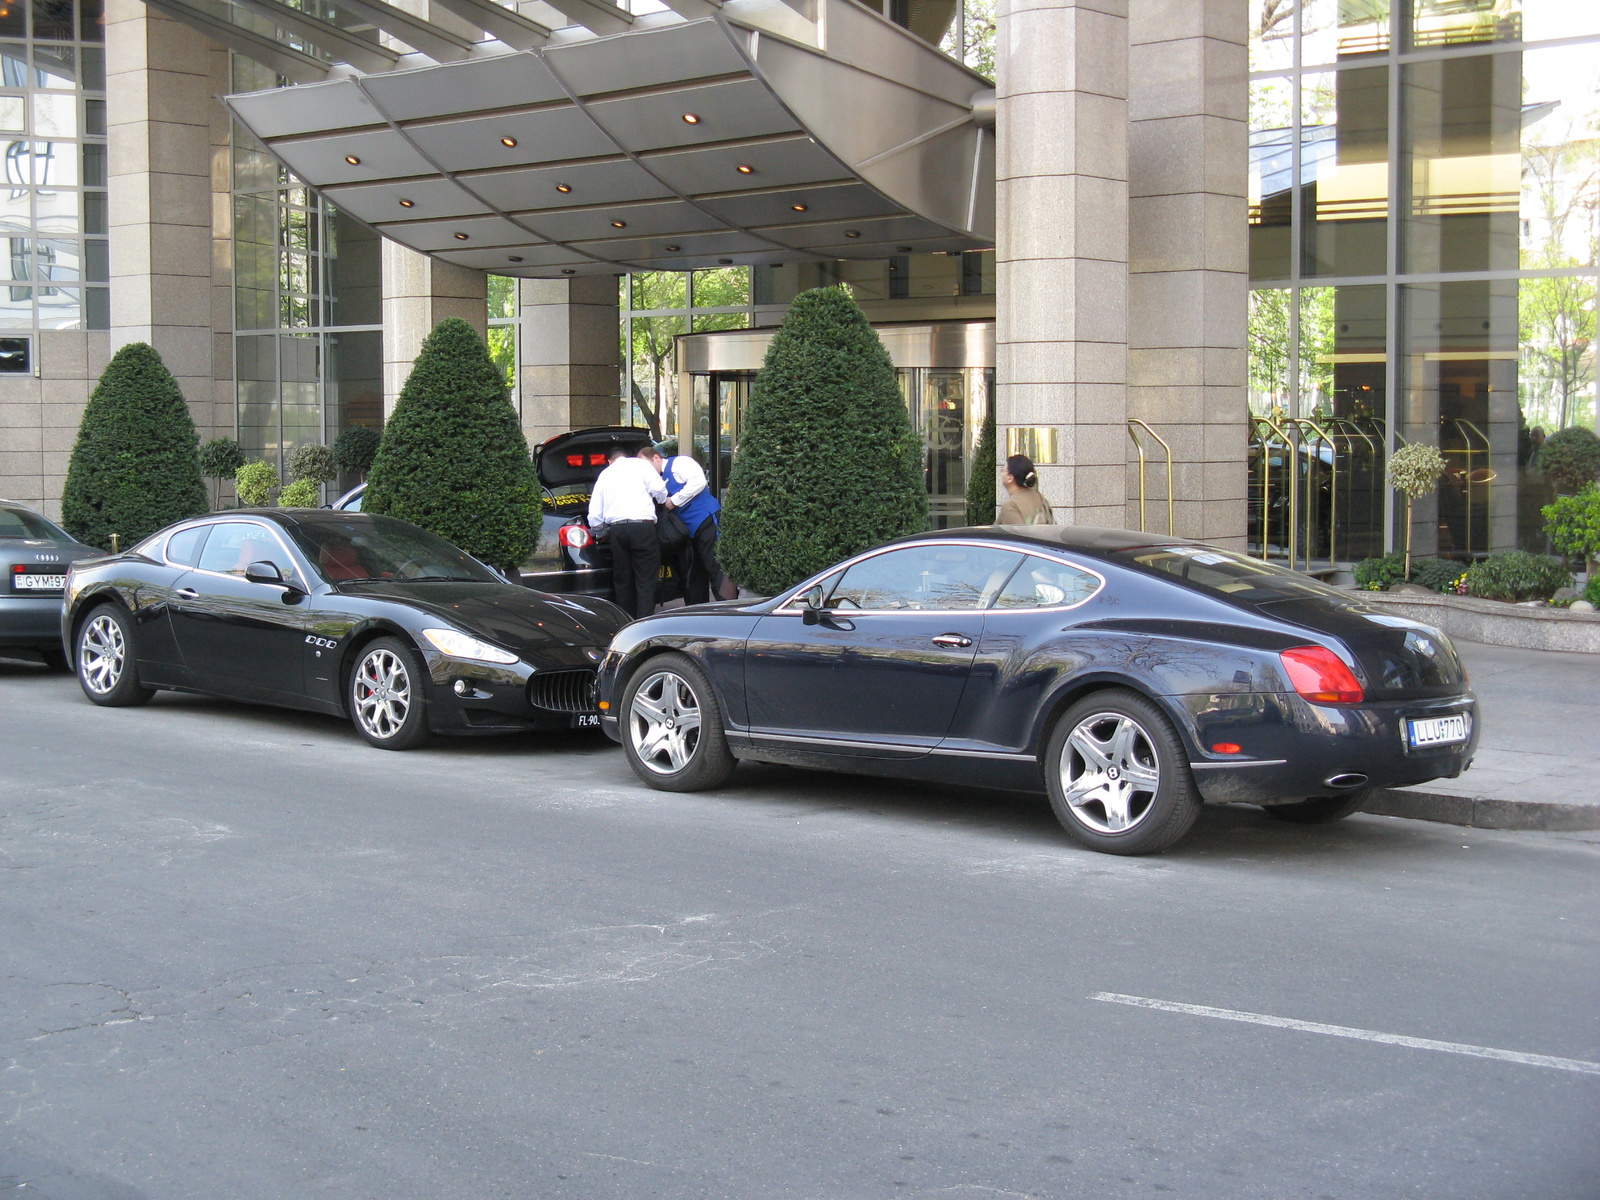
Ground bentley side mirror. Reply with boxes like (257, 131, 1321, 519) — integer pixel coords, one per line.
(800, 584, 826, 626)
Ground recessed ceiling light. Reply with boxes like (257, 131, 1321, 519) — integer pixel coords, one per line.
(664, 244, 681, 252)
(561, 268, 576, 275)
(556, 183, 572, 194)
(736, 164, 754, 174)
(453, 232, 469, 240)
(611, 220, 626, 228)
(844, 230, 861, 238)
(508, 255, 523, 263)
(500, 136, 518, 147)
(681, 113, 700, 124)
(398, 198, 414, 207)
(791, 204, 808, 212)
(344, 155, 361, 165)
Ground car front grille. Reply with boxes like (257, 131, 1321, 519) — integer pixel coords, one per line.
(528, 668, 597, 713)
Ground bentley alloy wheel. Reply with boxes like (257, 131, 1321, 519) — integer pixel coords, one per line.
(350, 637, 431, 750)
(1044, 689, 1200, 855)
(619, 652, 734, 791)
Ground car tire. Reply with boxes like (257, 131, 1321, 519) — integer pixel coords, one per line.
(620, 652, 734, 792)
(348, 636, 432, 750)
(1262, 790, 1371, 824)
(1044, 689, 1201, 856)
(75, 605, 155, 707)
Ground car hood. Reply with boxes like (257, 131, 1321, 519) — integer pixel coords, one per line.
(342, 581, 627, 658)
(0, 537, 100, 572)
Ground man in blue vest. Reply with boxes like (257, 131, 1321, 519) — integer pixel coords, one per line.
(644, 445, 723, 606)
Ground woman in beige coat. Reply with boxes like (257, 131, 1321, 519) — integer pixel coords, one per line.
(997, 454, 1055, 525)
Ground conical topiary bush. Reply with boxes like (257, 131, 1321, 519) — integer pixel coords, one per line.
(965, 400, 997, 526)
(719, 286, 926, 595)
(61, 342, 208, 549)
(364, 317, 538, 571)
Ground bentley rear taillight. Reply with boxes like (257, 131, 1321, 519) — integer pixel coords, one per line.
(1280, 645, 1364, 704)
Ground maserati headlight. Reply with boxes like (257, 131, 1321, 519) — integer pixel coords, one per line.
(421, 627, 519, 665)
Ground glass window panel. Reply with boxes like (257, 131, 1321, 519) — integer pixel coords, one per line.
(0, 44, 26, 88)
(1520, 45, 1600, 270)
(486, 323, 516, 394)
(325, 204, 379, 325)
(79, 142, 103, 188)
(33, 186, 74, 233)
(1301, 66, 1388, 278)
(961, 249, 995, 295)
(486, 272, 517, 319)
(0, 5, 21, 36)
(827, 545, 1020, 611)
(81, 188, 103, 233)
(232, 123, 280, 191)
(235, 335, 279, 463)
(1519, 274, 1595, 435)
(80, 0, 104, 40)
(32, 92, 74, 137)
(0, 187, 26, 235)
(1303, 0, 1390, 66)
(752, 262, 805, 307)
(1401, 53, 1520, 274)
(34, 236, 75, 280)
(1401, 280, 1519, 559)
(36, 283, 77, 328)
(1406, 0, 1600, 46)
(233, 192, 276, 330)
(326, 329, 383, 447)
(629, 269, 687, 311)
(628, 314, 684, 437)
(691, 311, 748, 333)
(5, 233, 25, 281)
(0, 97, 23, 134)
(80, 47, 104, 92)
(690, 266, 749, 308)
(0, 283, 29, 327)
(84, 283, 105, 328)
(1, 138, 26, 186)
(83, 97, 104, 136)
(32, 45, 74, 88)
(1248, 288, 1292, 415)
(33, 141, 76, 187)
(32, 0, 75, 41)
(1250, 0, 1297, 72)
(992, 557, 1100, 609)
(1249, 76, 1294, 281)
(1304, 284, 1387, 559)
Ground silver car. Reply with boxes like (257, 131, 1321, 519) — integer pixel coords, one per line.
(0, 501, 100, 669)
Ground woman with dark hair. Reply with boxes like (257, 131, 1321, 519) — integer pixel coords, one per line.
(997, 454, 1055, 525)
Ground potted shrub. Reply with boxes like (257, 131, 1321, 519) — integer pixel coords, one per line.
(282, 442, 337, 507)
(199, 437, 245, 510)
(235, 460, 280, 508)
(1387, 442, 1447, 582)
(1539, 426, 1600, 496)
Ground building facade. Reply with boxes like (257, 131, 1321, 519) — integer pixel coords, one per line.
(0, 0, 1593, 569)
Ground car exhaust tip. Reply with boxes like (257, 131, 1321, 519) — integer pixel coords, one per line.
(1324, 772, 1369, 790)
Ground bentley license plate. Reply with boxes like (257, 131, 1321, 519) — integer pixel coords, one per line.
(1407, 713, 1468, 749)
(14, 573, 65, 590)
(571, 713, 601, 728)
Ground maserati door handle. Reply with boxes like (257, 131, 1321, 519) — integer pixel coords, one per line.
(931, 633, 973, 648)
(176, 588, 199, 600)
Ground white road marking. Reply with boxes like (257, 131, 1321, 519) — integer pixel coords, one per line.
(1090, 992, 1600, 1076)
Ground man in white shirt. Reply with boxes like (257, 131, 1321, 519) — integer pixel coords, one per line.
(588, 445, 668, 619)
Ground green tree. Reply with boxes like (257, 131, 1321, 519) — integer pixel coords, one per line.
(719, 286, 926, 595)
(332, 425, 381, 479)
(364, 317, 538, 571)
(287, 442, 336, 487)
(61, 342, 207, 549)
(965, 401, 997, 525)
(235, 460, 279, 507)
(198, 437, 244, 510)
(1539, 425, 1600, 494)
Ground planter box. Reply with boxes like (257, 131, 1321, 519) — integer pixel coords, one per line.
(1357, 590, 1600, 654)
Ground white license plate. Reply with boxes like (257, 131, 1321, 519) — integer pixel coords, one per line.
(14, 574, 65, 590)
(1407, 713, 1469, 748)
(571, 713, 601, 728)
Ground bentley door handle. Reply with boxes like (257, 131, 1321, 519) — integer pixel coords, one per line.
(931, 633, 973, 648)
(176, 588, 199, 600)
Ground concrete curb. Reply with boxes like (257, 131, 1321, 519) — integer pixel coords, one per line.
(1364, 788, 1600, 832)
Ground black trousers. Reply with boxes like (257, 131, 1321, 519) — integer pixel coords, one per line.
(679, 517, 721, 606)
(608, 520, 660, 619)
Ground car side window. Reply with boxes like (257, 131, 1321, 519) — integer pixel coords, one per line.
(827, 546, 1022, 611)
(991, 556, 1101, 609)
(165, 525, 207, 567)
(197, 522, 298, 583)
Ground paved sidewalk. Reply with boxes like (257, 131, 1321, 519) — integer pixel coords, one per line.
(1365, 639, 1600, 831)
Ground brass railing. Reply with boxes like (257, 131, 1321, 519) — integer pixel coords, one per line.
(1289, 416, 1341, 567)
(1126, 419, 1174, 534)
(1250, 415, 1297, 568)
(1449, 418, 1493, 558)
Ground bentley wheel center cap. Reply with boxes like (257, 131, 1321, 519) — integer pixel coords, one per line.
(666, 718, 675, 729)
(1107, 766, 1120, 780)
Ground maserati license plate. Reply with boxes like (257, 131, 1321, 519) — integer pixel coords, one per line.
(14, 573, 65, 590)
(571, 713, 601, 729)
(1407, 713, 1468, 749)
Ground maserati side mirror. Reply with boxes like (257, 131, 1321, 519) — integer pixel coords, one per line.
(244, 560, 284, 585)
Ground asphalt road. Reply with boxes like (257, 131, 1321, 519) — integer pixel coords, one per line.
(2, 654, 1597, 1200)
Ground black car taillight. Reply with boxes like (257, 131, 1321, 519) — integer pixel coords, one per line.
(559, 524, 591, 550)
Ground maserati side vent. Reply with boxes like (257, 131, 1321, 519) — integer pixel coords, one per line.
(529, 669, 597, 713)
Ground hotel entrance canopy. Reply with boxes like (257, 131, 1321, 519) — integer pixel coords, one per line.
(158, 0, 995, 278)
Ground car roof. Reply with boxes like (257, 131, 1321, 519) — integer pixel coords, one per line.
(899, 525, 1197, 557)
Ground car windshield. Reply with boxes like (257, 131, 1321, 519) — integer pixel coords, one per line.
(0, 505, 69, 540)
(286, 516, 500, 584)
(1114, 544, 1344, 602)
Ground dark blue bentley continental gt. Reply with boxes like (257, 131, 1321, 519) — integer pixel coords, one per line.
(595, 526, 1479, 855)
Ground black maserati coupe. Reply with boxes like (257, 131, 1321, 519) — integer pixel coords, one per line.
(595, 526, 1480, 855)
(62, 510, 628, 749)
